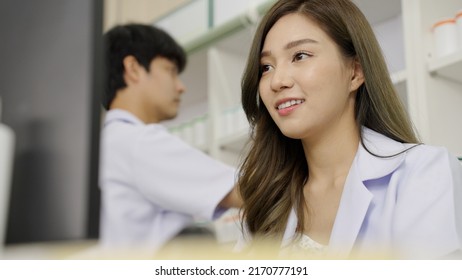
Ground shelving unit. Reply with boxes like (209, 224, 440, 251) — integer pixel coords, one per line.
(403, 0, 462, 156)
(158, 0, 462, 166)
(428, 51, 462, 82)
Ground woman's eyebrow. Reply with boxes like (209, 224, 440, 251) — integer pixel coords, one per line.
(260, 38, 319, 58)
(285, 38, 318, 50)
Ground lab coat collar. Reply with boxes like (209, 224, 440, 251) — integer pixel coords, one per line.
(357, 126, 407, 181)
(104, 109, 145, 126)
(282, 127, 407, 258)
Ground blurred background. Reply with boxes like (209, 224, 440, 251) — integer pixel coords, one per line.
(1, 0, 461, 259)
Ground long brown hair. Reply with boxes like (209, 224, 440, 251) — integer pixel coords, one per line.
(239, 0, 419, 243)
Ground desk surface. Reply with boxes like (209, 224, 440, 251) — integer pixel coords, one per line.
(0, 237, 278, 260)
(1, 239, 98, 260)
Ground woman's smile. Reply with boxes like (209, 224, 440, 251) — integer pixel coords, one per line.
(276, 98, 305, 116)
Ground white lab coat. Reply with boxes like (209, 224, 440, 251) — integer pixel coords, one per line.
(240, 127, 462, 259)
(99, 109, 236, 252)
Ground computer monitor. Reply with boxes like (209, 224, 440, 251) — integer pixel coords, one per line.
(0, 0, 103, 244)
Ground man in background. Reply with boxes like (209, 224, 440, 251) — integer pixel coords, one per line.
(99, 23, 241, 254)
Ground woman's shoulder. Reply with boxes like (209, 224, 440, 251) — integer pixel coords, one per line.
(358, 127, 462, 182)
(362, 126, 459, 169)
(403, 143, 458, 167)
(397, 143, 462, 190)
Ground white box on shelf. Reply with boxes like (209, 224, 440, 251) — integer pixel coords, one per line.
(432, 18, 459, 58)
(456, 10, 462, 50)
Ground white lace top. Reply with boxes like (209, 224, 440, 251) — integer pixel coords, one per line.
(288, 234, 328, 258)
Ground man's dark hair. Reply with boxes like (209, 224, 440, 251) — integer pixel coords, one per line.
(103, 24, 187, 110)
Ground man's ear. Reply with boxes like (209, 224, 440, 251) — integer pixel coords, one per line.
(122, 55, 143, 85)
(350, 57, 365, 92)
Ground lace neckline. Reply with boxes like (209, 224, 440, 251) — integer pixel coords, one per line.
(290, 234, 328, 257)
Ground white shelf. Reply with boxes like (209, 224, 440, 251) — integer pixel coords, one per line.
(428, 51, 462, 83)
(181, 0, 275, 54)
(391, 69, 408, 85)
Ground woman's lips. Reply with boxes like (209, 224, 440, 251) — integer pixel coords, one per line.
(276, 99, 305, 116)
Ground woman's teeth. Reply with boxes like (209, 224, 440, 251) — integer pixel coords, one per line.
(277, 99, 304, 110)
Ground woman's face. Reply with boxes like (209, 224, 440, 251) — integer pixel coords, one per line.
(259, 13, 362, 141)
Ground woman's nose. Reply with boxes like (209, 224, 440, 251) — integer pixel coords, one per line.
(270, 66, 294, 92)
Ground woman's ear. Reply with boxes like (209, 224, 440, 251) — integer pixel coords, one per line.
(350, 57, 365, 92)
(122, 55, 143, 85)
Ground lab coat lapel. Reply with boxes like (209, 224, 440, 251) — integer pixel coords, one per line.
(327, 156, 372, 257)
(356, 127, 408, 181)
(328, 127, 406, 257)
(280, 164, 373, 257)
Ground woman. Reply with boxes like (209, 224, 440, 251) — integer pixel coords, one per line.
(238, 0, 462, 259)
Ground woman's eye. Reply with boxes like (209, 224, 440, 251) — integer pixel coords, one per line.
(261, 64, 272, 73)
(293, 52, 310, 62)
